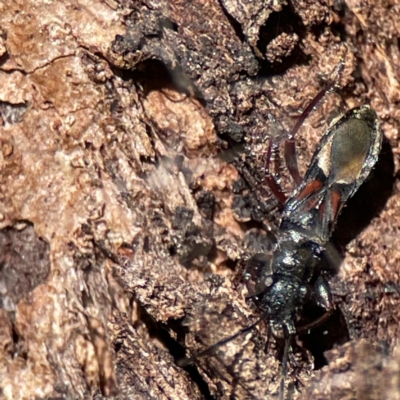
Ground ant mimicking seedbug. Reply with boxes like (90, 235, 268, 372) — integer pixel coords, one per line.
(180, 81, 383, 398)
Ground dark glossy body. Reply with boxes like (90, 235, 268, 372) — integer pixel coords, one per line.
(253, 105, 382, 336)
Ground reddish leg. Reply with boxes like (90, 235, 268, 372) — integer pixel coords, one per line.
(264, 84, 330, 202)
(284, 52, 346, 186)
(284, 82, 336, 187)
(264, 139, 287, 204)
(265, 58, 344, 200)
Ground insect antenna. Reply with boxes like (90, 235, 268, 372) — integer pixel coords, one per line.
(179, 310, 270, 367)
(279, 334, 293, 400)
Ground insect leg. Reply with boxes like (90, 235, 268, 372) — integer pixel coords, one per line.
(296, 275, 335, 334)
(284, 83, 336, 187)
(264, 139, 287, 204)
(284, 56, 346, 186)
(179, 311, 269, 367)
(264, 83, 337, 202)
(296, 309, 334, 334)
(313, 274, 335, 311)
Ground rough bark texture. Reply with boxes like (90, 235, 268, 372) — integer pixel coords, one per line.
(0, 1, 399, 399)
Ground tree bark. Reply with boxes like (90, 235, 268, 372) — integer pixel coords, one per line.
(0, 1, 399, 399)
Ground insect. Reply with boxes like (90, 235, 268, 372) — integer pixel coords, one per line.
(257, 102, 382, 332)
(182, 85, 383, 398)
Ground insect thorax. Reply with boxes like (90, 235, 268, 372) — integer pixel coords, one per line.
(257, 231, 325, 334)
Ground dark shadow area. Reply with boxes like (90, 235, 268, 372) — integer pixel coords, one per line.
(111, 59, 205, 104)
(332, 138, 395, 247)
(257, 5, 311, 75)
(160, 17, 179, 34)
(0, 51, 10, 68)
(217, 0, 246, 43)
(138, 304, 216, 400)
(0, 222, 50, 315)
(298, 305, 350, 369)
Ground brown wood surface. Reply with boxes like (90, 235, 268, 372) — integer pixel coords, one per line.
(0, 1, 400, 399)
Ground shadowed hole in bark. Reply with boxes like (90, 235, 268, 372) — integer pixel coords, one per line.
(257, 5, 310, 74)
(0, 222, 50, 314)
(297, 305, 350, 370)
(333, 138, 395, 247)
(217, 1, 246, 43)
(0, 51, 9, 68)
